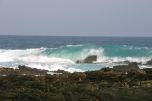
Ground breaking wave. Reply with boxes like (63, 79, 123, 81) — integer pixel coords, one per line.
(0, 44, 152, 72)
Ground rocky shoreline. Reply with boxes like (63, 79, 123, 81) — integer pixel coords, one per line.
(0, 62, 152, 101)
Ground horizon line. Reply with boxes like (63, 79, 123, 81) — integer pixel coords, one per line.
(0, 34, 152, 37)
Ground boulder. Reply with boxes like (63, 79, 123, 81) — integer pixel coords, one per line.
(83, 55, 97, 63)
(76, 55, 97, 63)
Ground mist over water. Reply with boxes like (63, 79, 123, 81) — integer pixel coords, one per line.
(0, 36, 152, 72)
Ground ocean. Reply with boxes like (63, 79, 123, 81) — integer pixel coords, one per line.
(0, 35, 152, 72)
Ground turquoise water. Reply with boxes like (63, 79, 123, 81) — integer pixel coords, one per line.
(0, 36, 152, 72)
(42, 44, 152, 59)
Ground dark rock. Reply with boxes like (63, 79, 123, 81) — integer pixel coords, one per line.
(83, 55, 97, 63)
(146, 59, 152, 65)
(122, 60, 130, 64)
(76, 55, 97, 63)
(113, 62, 140, 73)
(70, 72, 86, 82)
(0, 68, 16, 75)
(76, 60, 81, 64)
(18, 65, 48, 75)
(126, 61, 142, 65)
(0, 65, 48, 76)
(143, 68, 152, 74)
(101, 67, 113, 72)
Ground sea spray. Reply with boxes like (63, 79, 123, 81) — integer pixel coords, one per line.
(0, 43, 152, 72)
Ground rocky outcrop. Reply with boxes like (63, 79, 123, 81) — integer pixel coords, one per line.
(76, 55, 97, 63)
(18, 65, 48, 75)
(113, 62, 140, 73)
(0, 68, 16, 75)
(0, 64, 152, 101)
(83, 55, 97, 63)
(0, 65, 48, 76)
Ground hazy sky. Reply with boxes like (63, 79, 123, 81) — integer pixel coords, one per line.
(0, 0, 152, 36)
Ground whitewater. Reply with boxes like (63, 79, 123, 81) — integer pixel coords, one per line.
(0, 43, 152, 72)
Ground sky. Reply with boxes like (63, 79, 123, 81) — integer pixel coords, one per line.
(0, 0, 152, 36)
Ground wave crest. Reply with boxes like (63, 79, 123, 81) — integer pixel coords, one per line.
(0, 44, 152, 72)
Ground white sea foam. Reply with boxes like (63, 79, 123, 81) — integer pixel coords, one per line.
(0, 47, 152, 72)
(97, 56, 151, 64)
(21, 55, 74, 64)
(75, 48, 104, 61)
(0, 48, 79, 72)
(139, 65, 152, 69)
(27, 63, 83, 73)
(0, 48, 44, 62)
(0, 47, 150, 65)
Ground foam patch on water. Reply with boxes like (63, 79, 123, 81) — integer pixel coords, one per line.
(27, 63, 83, 73)
(139, 65, 152, 69)
(97, 56, 151, 64)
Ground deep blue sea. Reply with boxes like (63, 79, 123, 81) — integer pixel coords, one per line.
(0, 35, 152, 72)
